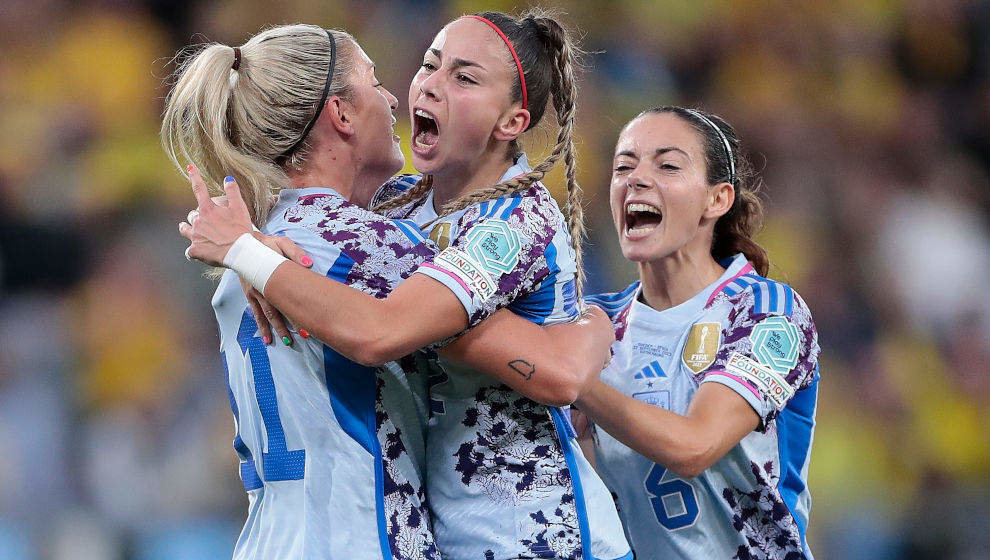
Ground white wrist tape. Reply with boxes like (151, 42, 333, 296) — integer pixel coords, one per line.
(223, 233, 288, 294)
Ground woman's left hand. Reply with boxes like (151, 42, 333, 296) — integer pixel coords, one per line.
(178, 165, 254, 267)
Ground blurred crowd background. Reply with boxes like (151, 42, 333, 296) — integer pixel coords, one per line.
(0, 0, 987, 558)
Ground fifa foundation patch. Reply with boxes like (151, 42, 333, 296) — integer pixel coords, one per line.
(682, 322, 721, 373)
(433, 247, 498, 300)
(725, 352, 793, 408)
(463, 219, 521, 277)
(749, 316, 800, 374)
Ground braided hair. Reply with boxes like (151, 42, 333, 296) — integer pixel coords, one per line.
(375, 10, 585, 293)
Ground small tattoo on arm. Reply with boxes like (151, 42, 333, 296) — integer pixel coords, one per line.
(508, 359, 535, 380)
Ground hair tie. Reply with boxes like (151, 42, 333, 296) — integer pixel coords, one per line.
(231, 47, 241, 71)
(685, 109, 736, 185)
(462, 15, 528, 110)
(280, 29, 336, 161)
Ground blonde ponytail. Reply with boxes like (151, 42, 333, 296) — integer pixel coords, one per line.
(161, 24, 356, 225)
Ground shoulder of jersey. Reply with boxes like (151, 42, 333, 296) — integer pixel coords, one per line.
(713, 272, 802, 317)
(369, 173, 423, 208)
(584, 282, 639, 320)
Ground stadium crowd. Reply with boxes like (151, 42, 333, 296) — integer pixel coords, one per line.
(0, 0, 986, 558)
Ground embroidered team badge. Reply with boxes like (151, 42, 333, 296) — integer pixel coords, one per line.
(749, 316, 800, 374)
(432, 219, 521, 302)
(463, 219, 521, 276)
(682, 322, 721, 373)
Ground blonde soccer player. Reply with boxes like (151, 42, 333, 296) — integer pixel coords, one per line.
(181, 11, 631, 560)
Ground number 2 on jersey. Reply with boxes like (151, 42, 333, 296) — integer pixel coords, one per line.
(645, 463, 699, 530)
(225, 310, 306, 486)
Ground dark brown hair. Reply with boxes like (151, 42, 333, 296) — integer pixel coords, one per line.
(638, 106, 770, 276)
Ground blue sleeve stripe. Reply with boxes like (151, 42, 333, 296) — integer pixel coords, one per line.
(752, 282, 764, 314)
(486, 198, 507, 218)
(327, 252, 357, 283)
(391, 219, 426, 244)
(561, 279, 578, 317)
(479, 201, 490, 217)
(784, 284, 794, 316)
(767, 281, 778, 313)
(500, 195, 522, 219)
(585, 282, 639, 309)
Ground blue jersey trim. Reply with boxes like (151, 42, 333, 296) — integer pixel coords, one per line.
(328, 252, 356, 283)
(549, 407, 592, 560)
(776, 372, 818, 557)
(500, 195, 523, 219)
(740, 274, 795, 316)
(509, 241, 561, 325)
(321, 257, 392, 560)
(585, 282, 639, 318)
(392, 219, 427, 244)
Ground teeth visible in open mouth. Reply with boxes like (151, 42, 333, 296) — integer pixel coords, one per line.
(626, 202, 663, 233)
(414, 109, 439, 149)
(627, 203, 660, 215)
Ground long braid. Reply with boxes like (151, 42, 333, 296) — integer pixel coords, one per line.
(436, 16, 579, 228)
(372, 174, 433, 213)
(539, 17, 585, 299)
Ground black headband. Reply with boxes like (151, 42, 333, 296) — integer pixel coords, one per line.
(280, 29, 336, 161)
(685, 109, 736, 186)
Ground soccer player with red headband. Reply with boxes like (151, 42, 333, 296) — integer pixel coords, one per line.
(181, 10, 631, 560)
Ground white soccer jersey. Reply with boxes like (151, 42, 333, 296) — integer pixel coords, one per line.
(374, 155, 631, 560)
(212, 187, 440, 560)
(586, 254, 821, 560)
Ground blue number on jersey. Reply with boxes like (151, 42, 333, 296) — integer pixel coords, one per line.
(644, 463, 699, 530)
(232, 309, 306, 483)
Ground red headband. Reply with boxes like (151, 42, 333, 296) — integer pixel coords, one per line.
(462, 15, 528, 110)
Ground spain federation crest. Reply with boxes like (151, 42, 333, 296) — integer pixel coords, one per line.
(682, 322, 721, 373)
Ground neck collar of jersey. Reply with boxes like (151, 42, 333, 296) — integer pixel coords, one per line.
(631, 253, 751, 325)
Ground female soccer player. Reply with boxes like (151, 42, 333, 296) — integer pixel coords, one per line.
(577, 106, 821, 559)
(165, 24, 614, 560)
(181, 11, 631, 560)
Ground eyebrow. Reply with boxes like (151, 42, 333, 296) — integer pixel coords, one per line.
(426, 48, 484, 71)
(615, 147, 691, 159)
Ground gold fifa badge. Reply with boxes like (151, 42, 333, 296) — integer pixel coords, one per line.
(682, 322, 721, 373)
(430, 222, 451, 250)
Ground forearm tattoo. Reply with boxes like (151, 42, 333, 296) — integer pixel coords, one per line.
(508, 359, 535, 380)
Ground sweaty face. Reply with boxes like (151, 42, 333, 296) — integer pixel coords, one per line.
(407, 18, 520, 175)
(609, 112, 715, 263)
(347, 44, 403, 184)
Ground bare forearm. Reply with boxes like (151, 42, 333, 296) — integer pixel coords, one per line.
(263, 262, 392, 363)
(575, 381, 718, 478)
(442, 312, 589, 406)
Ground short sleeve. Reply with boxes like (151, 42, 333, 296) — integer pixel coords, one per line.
(371, 174, 423, 218)
(413, 189, 573, 328)
(699, 287, 820, 428)
(269, 194, 438, 298)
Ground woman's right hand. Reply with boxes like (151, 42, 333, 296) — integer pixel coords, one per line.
(239, 234, 313, 346)
(546, 305, 616, 396)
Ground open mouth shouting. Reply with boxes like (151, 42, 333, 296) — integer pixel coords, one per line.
(625, 201, 663, 239)
(412, 108, 440, 156)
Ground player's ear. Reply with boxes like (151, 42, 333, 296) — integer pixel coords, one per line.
(326, 96, 356, 137)
(492, 108, 530, 142)
(704, 182, 734, 219)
